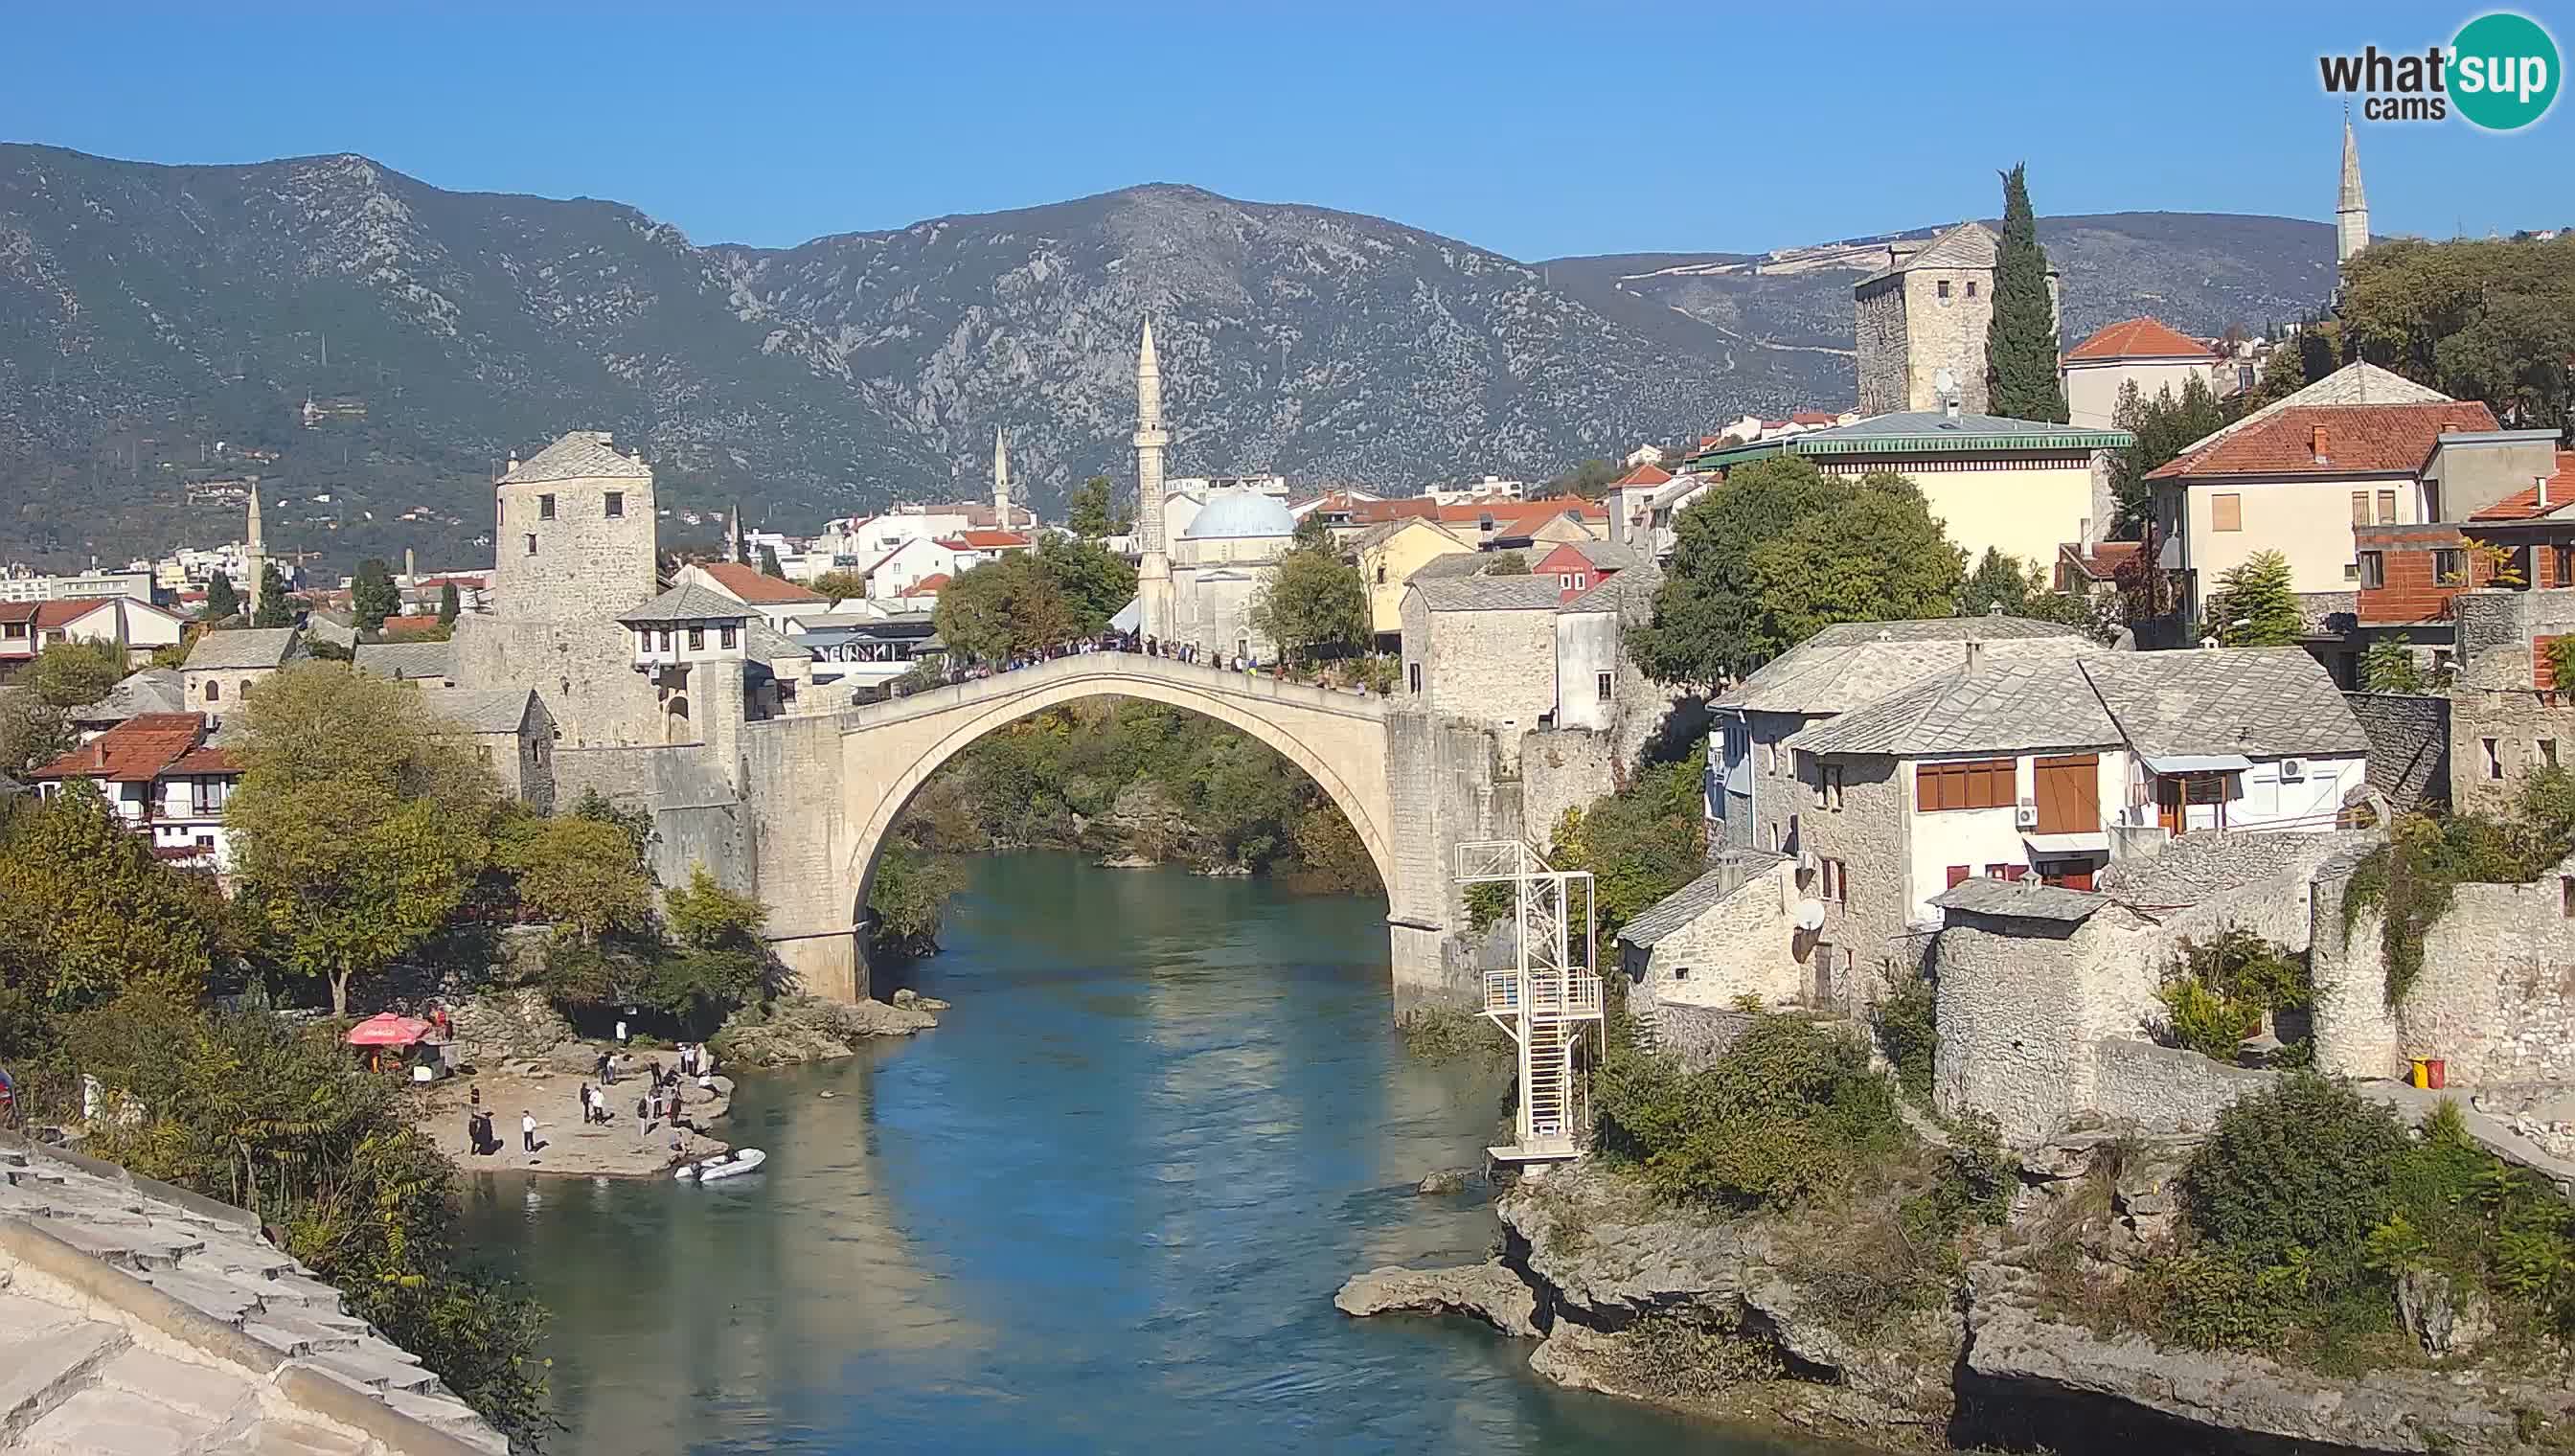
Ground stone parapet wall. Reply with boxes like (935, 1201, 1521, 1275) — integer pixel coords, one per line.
(2342, 690, 2450, 811)
(2092, 1037, 2278, 1134)
(2313, 853, 2575, 1086)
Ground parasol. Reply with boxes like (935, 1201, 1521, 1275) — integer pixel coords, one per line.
(344, 1013, 433, 1048)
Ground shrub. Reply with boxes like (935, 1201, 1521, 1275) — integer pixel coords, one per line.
(1595, 1012, 1902, 1210)
(2182, 1075, 2410, 1299)
(2156, 976, 2263, 1061)
(1873, 974, 1938, 1103)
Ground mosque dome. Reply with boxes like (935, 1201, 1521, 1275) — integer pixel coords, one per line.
(1181, 490, 1296, 540)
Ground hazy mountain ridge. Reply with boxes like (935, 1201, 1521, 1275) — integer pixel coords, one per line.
(0, 145, 2337, 567)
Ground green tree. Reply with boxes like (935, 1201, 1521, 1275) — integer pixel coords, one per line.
(1249, 544, 1369, 663)
(1744, 474, 1966, 656)
(0, 779, 222, 1011)
(494, 813, 653, 945)
(758, 544, 786, 579)
(665, 863, 767, 950)
(2108, 375, 2226, 535)
(351, 557, 399, 633)
(809, 569, 869, 603)
(252, 562, 293, 627)
(436, 580, 460, 626)
(1985, 163, 2067, 422)
(1292, 510, 1333, 550)
(25, 639, 126, 707)
(1626, 456, 1841, 687)
(2204, 550, 2304, 647)
(1958, 548, 2034, 617)
(202, 571, 240, 622)
(1067, 475, 1130, 538)
(1544, 744, 1709, 942)
(0, 692, 72, 778)
(226, 664, 497, 1014)
(2338, 234, 2575, 431)
(867, 839, 963, 958)
(1033, 535, 1138, 633)
(1483, 551, 1530, 576)
(2361, 635, 2427, 693)
(1545, 458, 1626, 500)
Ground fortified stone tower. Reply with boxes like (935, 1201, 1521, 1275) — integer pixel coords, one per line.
(1134, 320, 1174, 640)
(493, 430, 657, 622)
(2336, 117, 2371, 289)
(1853, 221, 2060, 418)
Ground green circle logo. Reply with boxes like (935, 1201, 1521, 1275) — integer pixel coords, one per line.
(2452, 11, 2560, 130)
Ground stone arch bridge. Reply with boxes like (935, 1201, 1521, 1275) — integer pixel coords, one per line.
(737, 654, 1459, 1005)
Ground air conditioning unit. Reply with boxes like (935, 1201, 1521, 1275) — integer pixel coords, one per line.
(2279, 758, 2308, 782)
(2015, 804, 2039, 828)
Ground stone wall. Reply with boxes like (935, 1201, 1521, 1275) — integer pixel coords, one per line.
(1792, 752, 1914, 1007)
(1651, 1003, 1761, 1071)
(449, 614, 663, 747)
(1516, 725, 1623, 855)
(2090, 1038, 2279, 1135)
(2450, 680, 2575, 819)
(494, 466, 658, 626)
(553, 740, 744, 892)
(1621, 858, 1802, 1012)
(2343, 690, 2450, 811)
(2313, 849, 2575, 1086)
(1402, 597, 1560, 733)
(742, 709, 861, 1004)
(1854, 278, 1910, 418)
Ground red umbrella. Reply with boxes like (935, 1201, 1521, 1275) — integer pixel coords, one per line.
(344, 1013, 433, 1048)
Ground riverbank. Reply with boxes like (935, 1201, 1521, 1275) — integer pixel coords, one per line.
(412, 1049, 737, 1177)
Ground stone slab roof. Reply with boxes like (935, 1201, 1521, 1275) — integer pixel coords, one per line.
(1620, 850, 1789, 946)
(499, 429, 649, 485)
(355, 640, 455, 683)
(0, 1135, 507, 1455)
(2093, 828, 2381, 911)
(618, 581, 751, 626)
(68, 667, 182, 724)
(183, 626, 299, 672)
(1717, 616, 2093, 717)
(2078, 647, 2369, 760)
(1929, 876, 2110, 925)
(743, 618, 812, 667)
(1411, 576, 1568, 612)
(1558, 559, 1664, 620)
(1786, 654, 2119, 757)
(1858, 221, 1997, 285)
(419, 688, 537, 737)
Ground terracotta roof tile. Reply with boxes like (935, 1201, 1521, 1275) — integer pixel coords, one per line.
(2147, 402, 2500, 481)
(1611, 464, 1673, 487)
(695, 560, 829, 603)
(2467, 451, 2575, 521)
(30, 712, 212, 783)
(2065, 316, 2220, 362)
(937, 530, 1032, 550)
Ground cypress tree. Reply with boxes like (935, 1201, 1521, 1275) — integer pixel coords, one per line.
(253, 563, 293, 628)
(203, 572, 239, 622)
(1985, 163, 2067, 422)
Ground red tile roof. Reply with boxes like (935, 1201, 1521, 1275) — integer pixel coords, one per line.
(169, 746, 239, 776)
(2065, 316, 2220, 362)
(2058, 540, 2144, 581)
(1610, 464, 1673, 488)
(695, 560, 829, 603)
(1789, 410, 1841, 426)
(900, 573, 950, 598)
(1345, 499, 1440, 525)
(29, 713, 215, 784)
(2147, 402, 2501, 481)
(938, 530, 1032, 550)
(376, 615, 442, 636)
(32, 601, 109, 628)
(2468, 452, 2575, 521)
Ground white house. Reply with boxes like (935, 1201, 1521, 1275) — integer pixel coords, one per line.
(28, 712, 241, 874)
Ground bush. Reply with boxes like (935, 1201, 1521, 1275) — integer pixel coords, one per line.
(2156, 976, 2264, 1061)
(1874, 974, 1938, 1103)
(2183, 1075, 2410, 1298)
(1596, 1012, 1902, 1210)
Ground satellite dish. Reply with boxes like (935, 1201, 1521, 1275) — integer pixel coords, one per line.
(1933, 367, 1958, 398)
(1794, 899, 1828, 933)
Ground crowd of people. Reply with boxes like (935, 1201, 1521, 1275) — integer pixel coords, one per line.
(460, 1041, 720, 1161)
(881, 631, 1381, 700)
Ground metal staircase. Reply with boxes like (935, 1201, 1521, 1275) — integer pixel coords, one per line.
(1458, 840, 1605, 1164)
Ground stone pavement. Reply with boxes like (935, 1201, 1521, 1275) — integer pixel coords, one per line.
(0, 1135, 508, 1455)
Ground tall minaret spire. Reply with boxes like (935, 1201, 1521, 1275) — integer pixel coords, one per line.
(2336, 113, 2370, 284)
(992, 426, 1012, 529)
(1133, 318, 1174, 641)
(244, 481, 266, 620)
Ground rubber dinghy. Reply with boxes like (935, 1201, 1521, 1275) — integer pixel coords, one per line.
(673, 1149, 766, 1183)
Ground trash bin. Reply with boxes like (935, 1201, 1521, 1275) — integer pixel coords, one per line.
(2408, 1058, 2448, 1090)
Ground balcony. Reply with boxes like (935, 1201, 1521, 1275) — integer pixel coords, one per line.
(1483, 969, 1604, 1020)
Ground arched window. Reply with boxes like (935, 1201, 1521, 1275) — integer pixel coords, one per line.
(204, 680, 220, 702)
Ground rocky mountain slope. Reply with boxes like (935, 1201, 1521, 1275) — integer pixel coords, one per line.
(0, 144, 2336, 568)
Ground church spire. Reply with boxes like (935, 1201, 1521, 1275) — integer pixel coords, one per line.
(2336, 114, 2370, 277)
(992, 426, 1012, 529)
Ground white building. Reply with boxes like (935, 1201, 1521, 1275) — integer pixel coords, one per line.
(28, 712, 242, 874)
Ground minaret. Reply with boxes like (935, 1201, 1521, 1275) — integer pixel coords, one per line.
(2336, 116, 2370, 284)
(992, 427, 1012, 530)
(1133, 319, 1174, 640)
(244, 482, 266, 620)
(728, 501, 744, 563)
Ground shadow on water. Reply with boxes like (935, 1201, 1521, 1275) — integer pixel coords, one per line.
(454, 853, 1848, 1455)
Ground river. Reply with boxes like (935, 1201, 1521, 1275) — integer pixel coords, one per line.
(455, 852, 1832, 1455)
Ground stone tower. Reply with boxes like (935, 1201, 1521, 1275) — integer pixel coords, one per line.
(492, 430, 657, 624)
(1133, 320, 1174, 639)
(992, 426, 1012, 529)
(2336, 117, 2371, 285)
(243, 481, 266, 618)
(1853, 220, 2059, 418)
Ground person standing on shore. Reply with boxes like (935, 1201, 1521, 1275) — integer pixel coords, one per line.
(521, 1110, 536, 1154)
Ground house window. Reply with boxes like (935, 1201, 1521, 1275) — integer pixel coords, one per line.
(637, 630, 651, 654)
(1965, 280, 1978, 299)
(719, 626, 737, 649)
(1826, 764, 1845, 810)
(657, 629, 672, 651)
(2433, 548, 2466, 582)
(1937, 280, 1953, 301)
(2377, 489, 2398, 525)
(2556, 545, 2575, 588)
(1596, 671, 1612, 703)
(688, 627, 705, 651)
(1673, 965, 1692, 981)
(1765, 741, 1777, 774)
(1916, 758, 2015, 811)
(1407, 662, 1422, 694)
(2543, 739, 2559, 770)
(538, 493, 556, 521)
(2358, 552, 2384, 589)
(2484, 737, 2503, 781)
(1375, 564, 1386, 584)
(2210, 493, 2243, 532)
(524, 534, 538, 556)
(1560, 574, 1575, 590)
(204, 680, 219, 702)
(605, 491, 625, 518)
(1985, 862, 2012, 880)
(1820, 857, 1847, 903)
(2351, 491, 2372, 528)
(194, 833, 212, 849)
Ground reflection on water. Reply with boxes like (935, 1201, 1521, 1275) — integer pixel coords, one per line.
(454, 853, 1834, 1454)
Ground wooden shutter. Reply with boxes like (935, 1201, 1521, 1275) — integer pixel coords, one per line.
(2211, 493, 2242, 532)
(2034, 755, 2100, 833)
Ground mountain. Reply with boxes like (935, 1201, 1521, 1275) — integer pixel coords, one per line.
(0, 144, 2339, 570)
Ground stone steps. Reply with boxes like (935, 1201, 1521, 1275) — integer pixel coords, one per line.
(0, 1300, 127, 1445)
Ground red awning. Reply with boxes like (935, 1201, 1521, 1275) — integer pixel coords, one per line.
(344, 1013, 433, 1047)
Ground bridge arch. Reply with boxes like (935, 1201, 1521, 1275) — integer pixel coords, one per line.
(836, 655, 1398, 959)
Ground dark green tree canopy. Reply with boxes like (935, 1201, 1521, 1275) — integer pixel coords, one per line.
(2338, 234, 2575, 433)
(351, 557, 399, 633)
(1067, 476, 1131, 538)
(1985, 163, 2068, 422)
(1250, 544, 1369, 661)
(2108, 375, 2225, 535)
(203, 571, 240, 622)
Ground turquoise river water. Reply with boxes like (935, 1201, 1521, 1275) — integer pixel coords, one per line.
(454, 852, 1843, 1455)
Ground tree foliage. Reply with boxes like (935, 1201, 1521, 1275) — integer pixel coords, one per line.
(866, 839, 963, 958)
(809, 569, 869, 603)
(2338, 234, 2575, 432)
(1541, 743, 1708, 942)
(932, 539, 1135, 662)
(1544, 458, 1625, 500)
(0, 780, 224, 1012)
(26, 638, 126, 708)
(2204, 549, 2304, 646)
(252, 562, 293, 627)
(1067, 475, 1130, 538)
(437, 581, 460, 626)
(2108, 375, 2225, 535)
(203, 571, 240, 622)
(1249, 544, 1368, 662)
(758, 544, 786, 579)
(226, 664, 497, 1013)
(2361, 635, 2427, 694)
(0, 691, 72, 778)
(352, 557, 399, 633)
(493, 813, 653, 945)
(1985, 163, 2068, 422)
(1629, 458, 1966, 687)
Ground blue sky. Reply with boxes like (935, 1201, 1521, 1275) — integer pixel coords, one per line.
(4, 2, 2560, 259)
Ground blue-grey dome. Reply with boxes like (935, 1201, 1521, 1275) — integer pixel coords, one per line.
(1182, 490, 1296, 540)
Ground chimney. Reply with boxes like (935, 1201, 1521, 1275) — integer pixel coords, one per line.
(2311, 424, 2329, 464)
(2540, 471, 2553, 511)
(1964, 638, 1985, 673)
(1945, 393, 1960, 421)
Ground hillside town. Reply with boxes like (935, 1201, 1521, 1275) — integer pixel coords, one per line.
(6, 101, 2575, 1456)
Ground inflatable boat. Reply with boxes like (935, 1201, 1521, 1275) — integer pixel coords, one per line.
(672, 1148, 766, 1182)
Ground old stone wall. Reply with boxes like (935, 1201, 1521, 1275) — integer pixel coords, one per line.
(449, 615, 663, 746)
(1517, 725, 1623, 853)
(1854, 279, 1910, 418)
(552, 740, 743, 892)
(2090, 1037, 2279, 1133)
(1932, 906, 2165, 1144)
(1793, 753, 1914, 1006)
(2343, 690, 2450, 811)
(2450, 682, 2575, 818)
(494, 468, 658, 625)
(1623, 859, 1802, 1012)
(1408, 604, 1560, 733)
(742, 710, 860, 1004)
(1651, 1003, 1762, 1071)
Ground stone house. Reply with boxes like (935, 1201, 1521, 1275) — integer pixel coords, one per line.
(178, 625, 302, 723)
(2059, 316, 2220, 430)
(2445, 586, 2575, 817)
(1709, 615, 2096, 853)
(1618, 848, 1802, 1015)
(1353, 517, 1475, 644)
(64, 668, 183, 741)
(1782, 646, 2371, 991)
(417, 687, 558, 814)
(679, 559, 832, 636)
(27, 711, 241, 873)
(1399, 576, 1566, 733)
(1683, 408, 2131, 577)
(1529, 538, 1643, 603)
(1853, 221, 2058, 418)
(1602, 463, 1672, 546)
